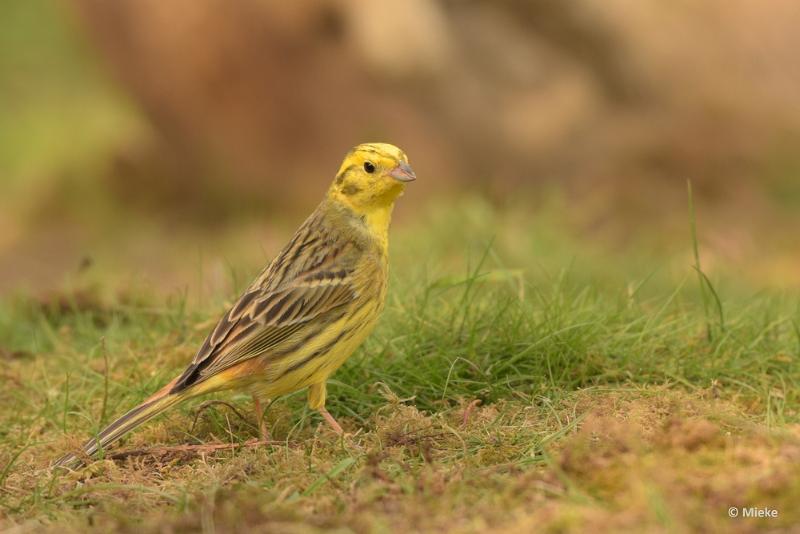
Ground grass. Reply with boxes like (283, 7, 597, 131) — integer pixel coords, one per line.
(0, 198, 798, 532)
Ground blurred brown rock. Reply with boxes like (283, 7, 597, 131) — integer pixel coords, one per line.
(68, 0, 800, 217)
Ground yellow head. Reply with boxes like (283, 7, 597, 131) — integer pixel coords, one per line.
(329, 143, 415, 213)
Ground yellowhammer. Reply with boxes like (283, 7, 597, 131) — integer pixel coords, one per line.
(55, 142, 415, 468)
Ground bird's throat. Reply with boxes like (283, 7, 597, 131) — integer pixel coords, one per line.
(326, 195, 394, 251)
(361, 202, 393, 249)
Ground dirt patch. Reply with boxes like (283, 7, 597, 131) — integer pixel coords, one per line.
(2, 389, 797, 532)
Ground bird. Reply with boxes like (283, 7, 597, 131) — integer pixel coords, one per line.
(55, 142, 415, 468)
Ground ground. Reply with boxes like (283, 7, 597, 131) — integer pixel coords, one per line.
(1, 200, 798, 533)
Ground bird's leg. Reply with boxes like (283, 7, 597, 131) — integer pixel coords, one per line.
(308, 382, 344, 435)
(318, 406, 344, 435)
(252, 394, 271, 441)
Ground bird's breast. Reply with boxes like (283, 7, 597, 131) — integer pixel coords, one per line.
(249, 252, 389, 399)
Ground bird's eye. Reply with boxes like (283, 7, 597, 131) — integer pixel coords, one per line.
(363, 161, 375, 173)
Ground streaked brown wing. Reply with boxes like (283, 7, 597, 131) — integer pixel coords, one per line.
(171, 266, 357, 392)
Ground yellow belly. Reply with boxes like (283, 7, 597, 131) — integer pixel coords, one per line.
(248, 304, 381, 400)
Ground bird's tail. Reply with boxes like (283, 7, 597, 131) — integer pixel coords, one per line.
(54, 377, 189, 469)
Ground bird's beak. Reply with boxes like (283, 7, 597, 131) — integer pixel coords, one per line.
(388, 161, 416, 182)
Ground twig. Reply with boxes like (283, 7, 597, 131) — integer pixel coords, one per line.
(107, 438, 279, 460)
(190, 400, 253, 434)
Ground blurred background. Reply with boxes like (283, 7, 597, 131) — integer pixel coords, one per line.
(2, 0, 800, 298)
